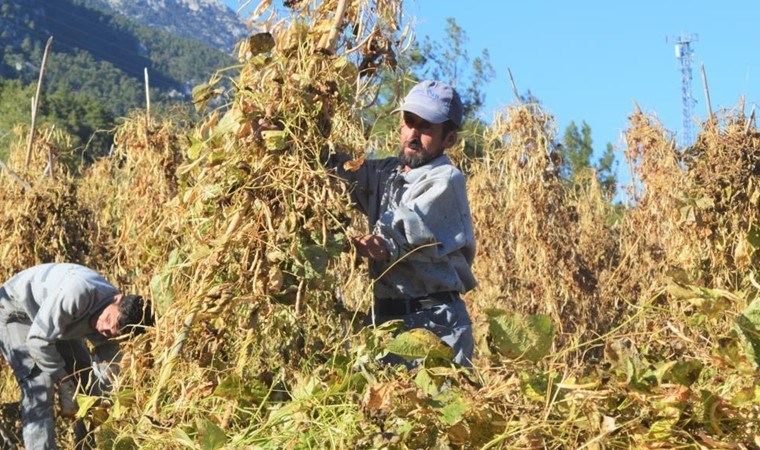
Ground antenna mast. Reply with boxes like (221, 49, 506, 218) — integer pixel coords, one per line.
(669, 33, 698, 148)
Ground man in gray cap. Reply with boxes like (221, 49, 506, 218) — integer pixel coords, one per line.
(327, 80, 476, 367)
(0, 262, 154, 449)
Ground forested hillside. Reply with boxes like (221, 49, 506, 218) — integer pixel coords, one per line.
(0, 0, 237, 158)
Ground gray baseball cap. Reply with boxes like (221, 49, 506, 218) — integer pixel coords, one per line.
(397, 80, 463, 128)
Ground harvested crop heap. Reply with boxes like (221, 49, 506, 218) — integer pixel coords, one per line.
(83, 1, 413, 448)
(0, 125, 102, 445)
(461, 102, 759, 448)
(79, 111, 186, 294)
(466, 103, 620, 356)
(0, 126, 96, 280)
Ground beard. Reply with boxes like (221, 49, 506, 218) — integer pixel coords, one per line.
(398, 140, 438, 169)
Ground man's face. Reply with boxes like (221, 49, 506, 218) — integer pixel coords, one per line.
(398, 111, 455, 170)
(91, 295, 124, 338)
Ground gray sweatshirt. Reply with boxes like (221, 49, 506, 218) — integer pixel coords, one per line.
(330, 153, 477, 300)
(2, 263, 120, 381)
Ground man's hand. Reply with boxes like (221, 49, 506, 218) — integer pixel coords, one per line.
(58, 378, 78, 419)
(352, 234, 390, 261)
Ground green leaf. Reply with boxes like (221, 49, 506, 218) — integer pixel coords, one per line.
(666, 283, 737, 318)
(700, 390, 721, 428)
(113, 437, 138, 450)
(396, 419, 414, 435)
(213, 373, 243, 399)
(189, 245, 213, 263)
(713, 335, 748, 369)
(665, 267, 691, 284)
(665, 282, 697, 299)
(486, 309, 554, 362)
(694, 196, 714, 209)
(626, 358, 653, 393)
(731, 385, 760, 407)
(648, 406, 681, 440)
(192, 75, 222, 111)
(679, 204, 696, 224)
(748, 224, 760, 251)
(110, 389, 135, 420)
(198, 419, 226, 450)
(438, 391, 469, 425)
(662, 360, 703, 386)
(386, 328, 454, 363)
(518, 371, 561, 402)
(298, 244, 329, 279)
(651, 361, 678, 385)
(210, 109, 241, 144)
(187, 135, 204, 160)
(151, 249, 182, 312)
(375, 319, 405, 334)
(292, 375, 325, 400)
(696, 286, 739, 301)
(171, 428, 195, 448)
(150, 273, 173, 312)
(733, 297, 760, 368)
(261, 130, 287, 151)
(324, 232, 345, 257)
(75, 395, 100, 419)
(414, 368, 440, 396)
(249, 54, 270, 68)
(213, 373, 269, 406)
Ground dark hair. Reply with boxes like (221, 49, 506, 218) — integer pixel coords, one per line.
(117, 294, 155, 336)
(442, 119, 459, 136)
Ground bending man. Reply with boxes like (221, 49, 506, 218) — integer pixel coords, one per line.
(0, 263, 154, 449)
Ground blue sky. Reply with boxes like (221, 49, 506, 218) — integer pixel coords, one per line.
(224, 0, 760, 190)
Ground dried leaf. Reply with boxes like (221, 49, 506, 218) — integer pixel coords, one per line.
(247, 32, 275, 56)
(267, 266, 284, 293)
(601, 415, 617, 433)
(342, 156, 365, 172)
(697, 431, 741, 449)
(363, 383, 395, 413)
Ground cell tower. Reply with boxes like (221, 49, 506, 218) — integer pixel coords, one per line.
(669, 33, 698, 148)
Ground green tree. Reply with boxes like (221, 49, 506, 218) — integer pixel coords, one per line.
(0, 79, 116, 162)
(363, 17, 495, 161)
(414, 18, 495, 118)
(560, 120, 617, 194)
(41, 86, 115, 159)
(0, 78, 33, 160)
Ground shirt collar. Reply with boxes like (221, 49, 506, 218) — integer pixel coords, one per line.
(398, 154, 450, 183)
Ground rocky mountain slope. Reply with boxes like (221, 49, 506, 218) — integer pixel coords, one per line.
(81, 0, 249, 52)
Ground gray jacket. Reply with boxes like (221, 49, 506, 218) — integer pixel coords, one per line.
(1, 263, 120, 381)
(330, 153, 477, 300)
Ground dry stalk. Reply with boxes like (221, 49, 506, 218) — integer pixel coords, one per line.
(25, 36, 53, 171)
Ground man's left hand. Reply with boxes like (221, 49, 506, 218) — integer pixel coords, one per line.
(352, 234, 390, 261)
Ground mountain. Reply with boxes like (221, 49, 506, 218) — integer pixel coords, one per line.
(1, 0, 239, 107)
(0, 0, 237, 157)
(80, 0, 249, 52)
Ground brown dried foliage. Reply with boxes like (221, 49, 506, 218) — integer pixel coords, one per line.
(0, 126, 97, 280)
(467, 104, 619, 352)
